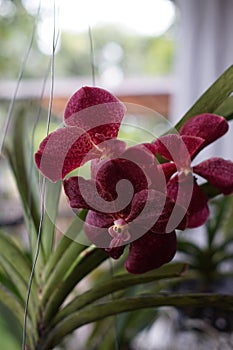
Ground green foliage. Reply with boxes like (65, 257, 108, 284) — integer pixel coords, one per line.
(0, 0, 42, 78)
(0, 2, 174, 79)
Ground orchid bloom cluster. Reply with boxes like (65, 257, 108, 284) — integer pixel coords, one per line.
(35, 86, 233, 274)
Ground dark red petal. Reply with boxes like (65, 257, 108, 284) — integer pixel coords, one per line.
(125, 231, 177, 274)
(35, 127, 100, 182)
(122, 143, 157, 165)
(95, 158, 149, 202)
(194, 158, 233, 195)
(182, 135, 205, 160)
(122, 143, 161, 189)
(104, 246, 125, 259)
(126, 189, 187, 239)
(167, 176, 209, 228)
(179, 113, 229, 148)
(85, 209, 113, 228)
(65, 86, 124, 120)
(126, 189, 166, 230)
(153, 134, 203, 167)
(187, 182, 210, 228)
(64, 177, 98, 210)
(64, 86, 125, 142)
(158, 162, 177, 182)
(64, 176, 118, 212)
(90, 139, 127, 179)
(84, 210, 125, 258)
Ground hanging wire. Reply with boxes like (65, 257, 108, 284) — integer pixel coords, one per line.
(28, 62, 52, 198)
(109, 259, 120, 350)
(22, 1, 59, 349)
(88, 26, 96, 87)
(0, 1, 41, 155)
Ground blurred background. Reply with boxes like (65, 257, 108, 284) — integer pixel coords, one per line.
(0, 0, 233, 349)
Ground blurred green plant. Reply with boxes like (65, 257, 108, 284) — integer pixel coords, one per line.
(0, 0, 174, 79)
(0, 66, 233, 350)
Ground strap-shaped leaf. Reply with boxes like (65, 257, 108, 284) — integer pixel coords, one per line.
(40, 292, 233, 350)
(222, 195, 233, 238)
(0, 286, 25, 326)
(0, 286, 35, 349)
(5, 107, 41, 264)
(175, 65, 233, 130)
(200, 182, 221, 198)
(41, 180, 61, 263)
(53, 262, 187, 325)
(0, 233, 38, 328)
(215, 95, 233, 121)
(0, 271, 21, 298)
(43, 209, 87, 280)
(42, 241, 86, 305)
(42, 210, 88, 303)
(0, 232, 36, 293)
(42, 248, 107, 326)
(0, 254, 37, 326)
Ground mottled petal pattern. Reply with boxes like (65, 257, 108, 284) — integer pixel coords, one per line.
(180, 113, 228, 149)
(167, 176, 209, 228)
(35, 127, 97, 182)
(64, 177, 106, 211)
(64, 86, 126, 142)
(154, 134, 204, 167)
(158, 162, 177, 182)
(194, 158, 233, 195)
(125, 231, 177, 274)
(35, 86, 126, 182)
(95, 158, 149, 201)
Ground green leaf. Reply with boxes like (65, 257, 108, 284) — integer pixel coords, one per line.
(40, 292, 233, 350)
(0, 286, 35, 349)
(0, 271, 21, 298)
(222, 195, 233, 238)
(43, 209, 87, 280)
(42, 248, 107, 326)
(200, 182, 221, 199)
(5, 107, 41, 263)
(0, 232, 38, 330)
(41, 211, 88, 304)
(206, 196, 231, 246)
(41, 241, 86, 305)
(177, 240, 202, 256)
(41, 180, 61, 263)
(175, 65, 233, 130)
(215, 95, 233, 121)
(54, 262, 187, 325)
(0, 286, 25, 327)
(0, 232, 36, 292)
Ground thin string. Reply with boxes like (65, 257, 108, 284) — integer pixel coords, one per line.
(27, 61, 52, 220)
(0, 1, 41, 155)
(22, 1, 58, 349)
(88, 26, 96, 87)
(109, 259, 120, 350)
(22, 179, 46, 350)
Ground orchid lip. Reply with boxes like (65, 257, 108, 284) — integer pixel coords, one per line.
(108, 219, 131, 248)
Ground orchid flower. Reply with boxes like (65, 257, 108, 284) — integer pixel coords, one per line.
(64, 146, 188, 274)
(154, 114, 233, 228)
(35, 86, 126, 182)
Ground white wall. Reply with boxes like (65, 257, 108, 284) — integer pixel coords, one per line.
(171, 0, 233, 159)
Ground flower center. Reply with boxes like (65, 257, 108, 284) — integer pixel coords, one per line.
(179, 165, 193, 176)
(108, 219, 131, 248)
